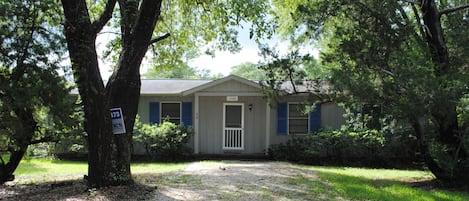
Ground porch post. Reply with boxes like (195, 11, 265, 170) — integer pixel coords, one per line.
(194, 93, 200, 154)
(265, 102, 271, 155)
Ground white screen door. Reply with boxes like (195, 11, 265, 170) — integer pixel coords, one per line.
(223, 103, 244, 150)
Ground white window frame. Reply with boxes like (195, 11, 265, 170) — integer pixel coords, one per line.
(288, 102, 310, 135)
(160, 101, 182, 124)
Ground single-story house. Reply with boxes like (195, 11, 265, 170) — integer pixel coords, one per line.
(135, 75, 346, 156)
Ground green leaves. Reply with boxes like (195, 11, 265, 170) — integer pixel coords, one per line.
(0, 0, 74, 157)
(133, 116, 192, 160)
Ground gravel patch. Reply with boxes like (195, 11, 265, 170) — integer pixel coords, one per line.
(1, 161, 321, 201)
(154, 161, 319, 200)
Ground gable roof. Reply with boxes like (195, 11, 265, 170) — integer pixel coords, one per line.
(72, 75, 328, 96)
(181, 75, 261, 96)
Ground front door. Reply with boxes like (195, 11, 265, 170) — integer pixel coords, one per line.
(223, 103, 244, 150)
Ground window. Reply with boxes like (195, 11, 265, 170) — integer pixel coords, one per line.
(161, 102, 181, 124)
(277, 102, 321, 135)
(288, 103, 308, 134)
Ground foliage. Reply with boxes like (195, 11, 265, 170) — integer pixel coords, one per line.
(61, 0, 275, 187)
(269, 123, 419, 168)
(0, 0, 76, 184)
(133, 117, 192, 161)
(143, 63, 218, 79)
(268, 0, 469, 183)
(230, 62, 267, 80)
(104, 0, 274, 75)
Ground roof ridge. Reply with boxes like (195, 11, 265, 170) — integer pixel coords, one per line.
(141, 78, 212, 81)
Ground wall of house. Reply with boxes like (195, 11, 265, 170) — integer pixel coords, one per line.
(321, 102, 347, 129)
(268, 97, 347, 146)
(197, 96, 267, 155)
(134, 89, 346, 156)
(201, 80, 260, 93)
(135, 95, 195, 155)
(138, 95, 194, 124)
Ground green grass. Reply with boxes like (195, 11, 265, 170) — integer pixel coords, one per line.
(12, 159, 469, 200)
(16, 159, 88, 176)
(304, 166, 469, 201)
(15, 158, 187, 177)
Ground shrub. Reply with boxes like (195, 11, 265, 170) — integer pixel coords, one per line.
(269, 126, 419, 168)
(133, 118, 192, 161)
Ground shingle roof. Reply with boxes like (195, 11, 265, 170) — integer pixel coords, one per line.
(71, 75, 329, 96)
(141, 79, 211, 95)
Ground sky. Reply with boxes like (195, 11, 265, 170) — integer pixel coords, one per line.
(96, 26, 318, 79)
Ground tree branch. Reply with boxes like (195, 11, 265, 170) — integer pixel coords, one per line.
(92, 0, 117, 34)
(440, 4, 469, 16)
(149, 33, 171, 45)
(30, 136, 58, 145)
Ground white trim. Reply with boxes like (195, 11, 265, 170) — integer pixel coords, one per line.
(182, 75, 262, 96)
(222, 103, 244, 150)
(265, 104, 271, 155)
(195, 92, 263, 96)
(194, 95, 199, 154)
(287, 102, 310, 135)
(160, 101, 182, 124)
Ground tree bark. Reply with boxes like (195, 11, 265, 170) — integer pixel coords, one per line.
(417, 0, 468, 183)
(0, 109, 35, 184)
(62, 0, 114, 187)
(105, 0, 163, 183)
(62, 0, 164, 187)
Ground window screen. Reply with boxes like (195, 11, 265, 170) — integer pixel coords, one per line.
(161, 102, 181, 124)
(288, 103, 308, 134)
(225, 105, 242, 128)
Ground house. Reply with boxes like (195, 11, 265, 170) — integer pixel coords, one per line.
(135, 75, 346, 156)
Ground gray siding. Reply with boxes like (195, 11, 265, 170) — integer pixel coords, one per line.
(198, 96, 267, 154)
(200, 80, 260, 93)
(135, 95, 195, 155)
(321, 102, 346, 129)
(134, 79, 346, 156)
(138, 95, 193, 124)
(268, 98, 346, 146)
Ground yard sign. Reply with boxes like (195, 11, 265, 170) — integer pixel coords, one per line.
(111, 108, 126, 134)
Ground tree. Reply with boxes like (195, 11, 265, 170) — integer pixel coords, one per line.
(143, 63, 215, 79)
(230, 62, 267, 80)
(0, 0, 75, 184)
(61, 0, 271, 187)
(270, 0, 469, 183)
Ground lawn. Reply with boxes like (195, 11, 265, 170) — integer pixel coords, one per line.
(304, 166, 469, 201)
(16, 159, 187, 175)
(8, 159, 469, 200)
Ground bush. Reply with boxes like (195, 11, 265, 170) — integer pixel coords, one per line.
(269, 127, 419, 168)
(133, 118, 192, 161)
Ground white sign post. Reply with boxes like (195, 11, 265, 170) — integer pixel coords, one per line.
(110, 108, 126, 134)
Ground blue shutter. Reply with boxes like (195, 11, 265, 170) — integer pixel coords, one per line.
(149, 102, 160, 124)
(277, 103, 288, 135)
(309, 103, 321, 133)
(181, 102, 193, 127)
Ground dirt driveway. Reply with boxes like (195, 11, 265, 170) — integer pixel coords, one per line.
(153, 161, 320, 200)
(1, 161, 324, 201)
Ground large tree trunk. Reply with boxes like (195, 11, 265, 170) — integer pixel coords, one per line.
(0, 109, 35, 184)
(418, 0, 468, 183)
(62, 0, 164, 187)
(62, 0, 115, 187)
(105, 0, 163, 182)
